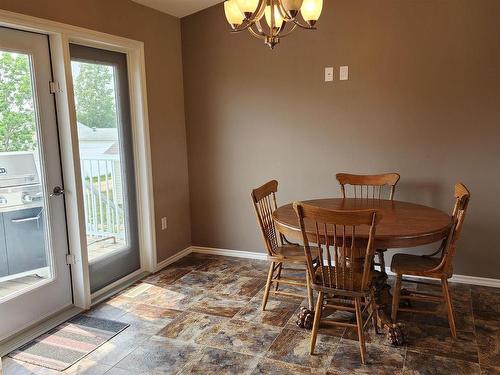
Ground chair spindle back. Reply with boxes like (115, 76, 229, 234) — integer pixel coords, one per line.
(438, 183, 471, 275)
(336, 173, 400, 200)
(252, 180, 282, 257)
(294, 202, 380, 293)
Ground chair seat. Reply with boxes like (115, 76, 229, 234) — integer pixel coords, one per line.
(391, 253, 442, 276)
(270, 245, 319, 261)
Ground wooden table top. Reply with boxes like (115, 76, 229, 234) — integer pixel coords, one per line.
(272, 198, 452, 248)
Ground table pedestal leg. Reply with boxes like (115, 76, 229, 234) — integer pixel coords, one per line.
(295, 306, 314, 330)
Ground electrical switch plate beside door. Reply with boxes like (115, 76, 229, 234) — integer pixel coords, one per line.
(325, 67, 333, 82)
(339, 66, 349, 80)
(325, 66, 349, 82)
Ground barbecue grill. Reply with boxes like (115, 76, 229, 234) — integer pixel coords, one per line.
(0, 152, 47, 279)
(0, 152, 43, 212)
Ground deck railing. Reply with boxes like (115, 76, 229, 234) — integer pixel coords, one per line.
(81, 158, 125, 241)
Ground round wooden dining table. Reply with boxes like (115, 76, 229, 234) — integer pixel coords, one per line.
(272, 198, 452, 345)
(273, 198, 452, 249)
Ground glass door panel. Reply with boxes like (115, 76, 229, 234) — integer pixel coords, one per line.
(0, 27, 72, 341)
(0, 49, 51, 298)
(70, 45, 139, 293)
(71, 61, 128, 260)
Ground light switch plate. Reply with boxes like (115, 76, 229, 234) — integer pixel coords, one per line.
(325, 67, 334, 82)
(340, 66, 349, 81)
(161, 217, 168, 230)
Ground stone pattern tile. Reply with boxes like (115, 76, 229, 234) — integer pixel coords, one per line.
(403, 351, 481, 375)
(328, 341, 405, 374)
(2, 254, 498, 374)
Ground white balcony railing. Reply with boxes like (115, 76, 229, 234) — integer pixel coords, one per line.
(80, 158, 125, 242)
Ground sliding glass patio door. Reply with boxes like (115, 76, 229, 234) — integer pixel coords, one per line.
(70, 45, 140, 293)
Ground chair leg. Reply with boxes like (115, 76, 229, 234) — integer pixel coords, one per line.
(370, 290, 379, 334)
(274, 263, 283, 291)
(306, 271, 314, 310)
(262, 262, 275, 311)
(310, 291, 324, 355)
(354, 297, 367, 365)
(442, 278, 457, 338)
(391, 274, 402, 321)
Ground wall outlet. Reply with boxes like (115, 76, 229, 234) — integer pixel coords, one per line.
(339, 66, 349, 81)
(325, 67, 334, 82)
(161, 217, 168, 230)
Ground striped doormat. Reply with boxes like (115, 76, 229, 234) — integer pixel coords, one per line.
(8, 315, 129, 371)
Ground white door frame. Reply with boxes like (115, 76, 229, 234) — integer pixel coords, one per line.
(0, 9, 157, 310)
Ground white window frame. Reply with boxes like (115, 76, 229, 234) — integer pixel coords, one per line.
(0, 9, 157, 310)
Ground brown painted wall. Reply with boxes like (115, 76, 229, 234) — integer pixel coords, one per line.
(182, 0, 500, 278)
(0, 0, 191, 262)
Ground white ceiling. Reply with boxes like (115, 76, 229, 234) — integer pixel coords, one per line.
(131, 0, 221, 18)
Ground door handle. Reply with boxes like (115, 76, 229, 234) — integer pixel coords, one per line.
(50, 186, 65, 197)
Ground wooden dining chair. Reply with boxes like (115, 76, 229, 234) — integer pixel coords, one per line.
(294, 202, 381, 364)
(336, 173, 400, 272)
(251, 180, 317, 311)
(390, 183, 470, 338)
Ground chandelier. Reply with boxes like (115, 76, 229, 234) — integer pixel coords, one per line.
(224, 0, 323, 49)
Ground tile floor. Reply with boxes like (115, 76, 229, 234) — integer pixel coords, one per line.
(2, 253, 499, 375)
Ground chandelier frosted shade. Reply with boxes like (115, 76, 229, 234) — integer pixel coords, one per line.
(265, 5, 284, 30)
(224, 0, 245, 27)
(281, 0, 303, 16)
(223, 0, 324, 49)
(236, 0, 260, 16)
(301, 0, 323, 25)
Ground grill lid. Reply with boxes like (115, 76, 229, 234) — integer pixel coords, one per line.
(0, 152, 40, 188)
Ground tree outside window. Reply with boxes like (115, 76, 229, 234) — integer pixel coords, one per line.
(0, 52, 37, 153)
(72, 62, 117, 129)
(0, 53, 118, 156)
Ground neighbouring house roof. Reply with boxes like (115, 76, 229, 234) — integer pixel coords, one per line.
(104, 141, 120, 155)
(77, 123, 120, 160)
(77, 122, 118, 142)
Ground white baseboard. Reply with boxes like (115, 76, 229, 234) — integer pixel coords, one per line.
(154, 247, 192, 273)
(192, 246, 267, 261)
(190, 246, 500, 288)
(383, 268, 500, 288)
(444, 274, 500, 288)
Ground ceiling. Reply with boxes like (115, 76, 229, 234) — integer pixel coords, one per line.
(131, 0, 221, 18)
